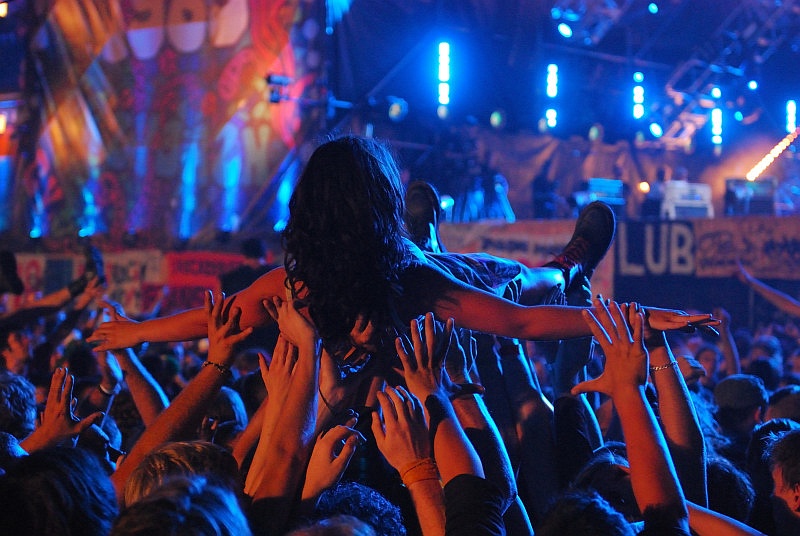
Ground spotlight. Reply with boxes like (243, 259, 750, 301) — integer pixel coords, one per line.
(489, 109, 506, 129)
(747, 80, 758, 91)
(648, 3, 658, 14)
(387, 96, 408, 122)
(649, 122, 663, 138)
(557, 23, 573, 38)
(638, 181, 651, 194)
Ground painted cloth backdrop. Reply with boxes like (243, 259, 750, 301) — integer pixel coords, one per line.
(8, 0, 322, 250)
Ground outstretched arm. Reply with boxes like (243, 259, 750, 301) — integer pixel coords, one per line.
(89, 267, 286, 351)
(737, 261, 800, 318)
(427, 266, 717, 341)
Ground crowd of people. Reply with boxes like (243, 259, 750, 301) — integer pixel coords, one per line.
(1, 135, 799, 535)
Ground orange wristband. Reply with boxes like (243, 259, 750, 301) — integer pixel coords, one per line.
(399, 457, 440, 487)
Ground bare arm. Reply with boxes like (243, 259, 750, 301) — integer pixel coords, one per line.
(737, 262, 800, 318)
(572, 300, 688, 525)
(88, 267, 286, 351)
(714, 307, 741, 376)
(647, 334, 708, 506)
(110, 291, 253, 498)
(687, 501, 767, 536)
(431, 268, 716, 341)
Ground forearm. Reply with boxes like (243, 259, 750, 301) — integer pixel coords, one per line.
(687, 501, 767, 536)
(613, 386, 686, 514)
(452, 394, 516, 507)
(251, 343, 320, 501)
(649, 345, 707, 505)
(111, 348, 169, 426)
(111, 365, 230, 496)
(425, 394, 483, 485)
(718, 327, 740, 376)
(233, 399, 266, 468)
(747, 277, 800, 317)
(406, 479, 447, 536)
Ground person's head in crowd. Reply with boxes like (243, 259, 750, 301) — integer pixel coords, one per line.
(241, 237, 266, 261)
(786, 347, 800, 377)
(0, 250, 24, 296)
(714, 374, 769, 435)
(112, 475, 251, 536)
(62, 340, 101, 398)
(140, 345, 182, 398)
(313, 481, 407, 536)
(745, 418, 800, 533)
(0, 431, 26, 473)
(695, 343, 723, 387)
(287, 515, 377, 536)
(75, 420, 124, 474)
(767, 385, 800, 423)
(706, 455, 755, 523)
(538, 490, 636, 536)
(0, 329, 32, 375)
(233, 347, 262, 379)
(123, 440, 241, 508)
(746, 335, 782, 371)
(749, 357, 783, 393)
(0, 370, 37, 441)
(767, 428, 800, 521)
(732, 324, 751, 352)
(572, 444, 639, 522)
(198, 386, 248, 447)
(0, 446, 118, 536)
(688, 390, 728, 456)
(232, 368, 267, 419)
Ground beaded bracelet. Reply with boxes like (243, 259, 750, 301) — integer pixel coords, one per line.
(202, 360, 232, 375)
(649, 361, 678, 373)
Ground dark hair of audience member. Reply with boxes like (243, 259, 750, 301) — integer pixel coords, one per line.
(767, 385, 800, 421)
(123, 440, 242, 508)
(199, 385, 248, 446)
(746, 418, 800, 534)
(706, 455, 755, 523)
(571, 446, 640, 523)
(748, 357, 782, 392)
(112, 475, 251, 536)
(0, 370, 37, 440)
(0, 431, 26, 473)
(767, 427, 800, 492)
(311, 481, 407, 536)
(232, 369, 267, 420)
(0, 446, 118, 536)
(287, 514, 378, 536)
(538, 490, 636, 536)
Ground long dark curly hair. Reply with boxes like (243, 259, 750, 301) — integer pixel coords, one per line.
(282, 136, 411, 350)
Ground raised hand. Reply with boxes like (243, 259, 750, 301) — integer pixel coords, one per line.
(302, 414, 365, 501)
(572, 298, 648, 398)
(205, 290, 253, 368)
(395, 313, 452, 402)
(371, 386, 431, 472)
(20, 367, 103, 452)
(262, 295, 317, 349)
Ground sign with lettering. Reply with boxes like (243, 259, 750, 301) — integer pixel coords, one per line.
(694, 215, 800, 280)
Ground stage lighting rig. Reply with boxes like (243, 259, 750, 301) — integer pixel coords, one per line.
(550, 0, 633, 46)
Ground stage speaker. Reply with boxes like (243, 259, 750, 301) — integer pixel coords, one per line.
(724, 178, 775, 216)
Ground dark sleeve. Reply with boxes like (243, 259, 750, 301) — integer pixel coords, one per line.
(553, 395, 598, 487)
(444, 474, 506, 536)
(637, 504, 690, 536)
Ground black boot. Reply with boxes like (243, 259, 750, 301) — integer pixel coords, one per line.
(545, 201, 616, 289)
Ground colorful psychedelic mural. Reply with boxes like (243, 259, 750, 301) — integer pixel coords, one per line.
(7, 0, 323, 250)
